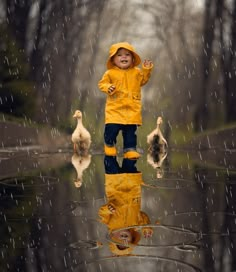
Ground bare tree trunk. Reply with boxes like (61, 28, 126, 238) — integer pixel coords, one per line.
(194, 0, 216, 132)
(46, 0, 105, 125)
(221, 0, 236, 122)
(6, 0, 31, 52)
(4, 0, 107, 126)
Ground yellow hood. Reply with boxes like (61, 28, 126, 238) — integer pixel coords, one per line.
(107, 42, 141, 69)
(109, 243, 134, 255)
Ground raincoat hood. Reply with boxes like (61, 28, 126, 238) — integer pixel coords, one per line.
(106, 42, 141, 69)
(109, 243, 133, 255)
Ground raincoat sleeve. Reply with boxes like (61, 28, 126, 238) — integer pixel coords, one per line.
(140, 64, 154, 86)
(98, 71, 113, 94)
(98, 204, 112, 224)
(139, 211, 151, 224)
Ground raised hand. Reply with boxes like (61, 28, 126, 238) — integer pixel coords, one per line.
(143, 59, 153, 68)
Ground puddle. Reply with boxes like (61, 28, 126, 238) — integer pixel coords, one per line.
(0, 148, 235, 271)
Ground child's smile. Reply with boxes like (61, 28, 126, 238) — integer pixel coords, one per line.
(113, 48, 133, 69)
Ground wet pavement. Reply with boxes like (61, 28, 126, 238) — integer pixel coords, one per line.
(0, 144, 236, 272)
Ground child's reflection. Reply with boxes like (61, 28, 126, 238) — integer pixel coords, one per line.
(99, 156, 153, 256)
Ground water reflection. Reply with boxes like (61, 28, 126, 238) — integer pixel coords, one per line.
(147, 148, 167, 179)
(71, 153, 91, 188)
(99, 156, 153, 255)
(0, 143, 236, 271)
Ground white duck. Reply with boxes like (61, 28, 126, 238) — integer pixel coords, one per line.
(147, 116, 168, 152)
(71, 153, 91, 188)
(72, 110, 91, 154)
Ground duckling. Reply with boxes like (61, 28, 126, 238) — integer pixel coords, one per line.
(71, 153, 91, 188)
(147, 116, 168, 153)
(72, 110, 91, 154)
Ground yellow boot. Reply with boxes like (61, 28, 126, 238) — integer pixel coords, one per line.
(123, 150, 141, 159)
(104, 145, 117, 156)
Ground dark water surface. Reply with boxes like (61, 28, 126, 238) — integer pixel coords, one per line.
(0, 145, 236, 272)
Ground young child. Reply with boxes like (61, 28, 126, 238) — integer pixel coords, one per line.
(98, 42, 153, 159)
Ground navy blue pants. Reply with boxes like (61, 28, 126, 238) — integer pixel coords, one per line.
(104, 124, 137, 152)
(104, 156, 138, 174)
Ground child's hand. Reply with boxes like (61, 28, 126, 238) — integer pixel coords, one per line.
(143, 228, 153, 238)
(108, 204, 116, 213)
(143, 59, 153, 68)
(108, 85, 116, 95)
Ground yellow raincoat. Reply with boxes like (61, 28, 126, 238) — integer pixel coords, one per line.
(99, 159, 153, 255)
(98, 42, 153, 125)
(98, 173, 151, 231)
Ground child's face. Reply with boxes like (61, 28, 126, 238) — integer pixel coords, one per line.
(111, 229, 132, 245)
(112, 48, 133, 69)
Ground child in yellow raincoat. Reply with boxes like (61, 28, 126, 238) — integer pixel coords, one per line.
(99, 156, 153, 255)
(98, 42, 153, 159)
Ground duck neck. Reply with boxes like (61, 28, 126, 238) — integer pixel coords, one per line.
(76, 118, 82, 126)
(156, 125, 163, 138)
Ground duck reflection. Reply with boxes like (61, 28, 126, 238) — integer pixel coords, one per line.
(99, 156, 153, 256)
(71, 153, 91, 188)
(147, 148, 167, 179)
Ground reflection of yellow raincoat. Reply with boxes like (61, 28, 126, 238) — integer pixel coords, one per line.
(98, 42, 153, 125)
(98, 173, 150, 231)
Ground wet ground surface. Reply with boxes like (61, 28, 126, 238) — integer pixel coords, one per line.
(0, 143, 236, 272)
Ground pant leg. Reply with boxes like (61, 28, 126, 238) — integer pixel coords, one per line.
(104, 156, 121, 174)
(122, 125, 137, 151)
(104, 124, 121, 146)
(121, 158, 139, 173)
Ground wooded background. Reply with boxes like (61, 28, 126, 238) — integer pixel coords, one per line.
(1, 0, 236, 145)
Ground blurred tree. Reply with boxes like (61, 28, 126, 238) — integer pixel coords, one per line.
(3, 0, 235, 137)
(195, 0, 236, 131)
(218, 0, 236, 123)
(0, 24, 35, 117)
(194, 0, 215, 131)
(135, 1, 203, 129)
(4, 0, 107, 127)
(134, 0, 236, 134)
(5, 0, 32, 53)
(27, 0, 107, 126)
